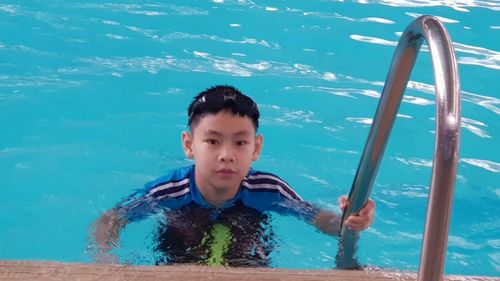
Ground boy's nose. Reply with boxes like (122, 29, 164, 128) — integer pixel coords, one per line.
(218, 146, 235, 162)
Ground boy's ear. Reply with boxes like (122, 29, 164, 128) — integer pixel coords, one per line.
(252, 134, 263, 161)
(181, 131, 194, 158)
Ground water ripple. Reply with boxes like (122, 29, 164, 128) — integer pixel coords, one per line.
(346, 117, 373, 125)
(306, 145, 358, 155)
(0, 75, 81, 88)
(461, 158, 500, 173)
(0, 4, 70, 30)
(0, 92, 26, 101)
(101, 19, 119, 26)
(406, 12, 460, 23)
(461, 117, 492, 138)
(459, 56, 500, 70)
(448, 235, 482, 250)
(300, 173, 330, 186)
(210, 0, 256, 6)
(454, 42, 500, 70)
(462, 91, 500, 115)
(158, 32, 281, 49)
(361, 79, 500, 116)
(77, 51, 336, 79)
(124, 26, 159, 40)
(489, 253, 500, 272)
(0, 147, 38, 157)
(350, 34, 500, 70)
(404, 81, 500, 116)
(264, 7, 278, 12)
(298, 85, 434, 106)
(106, 34, 128, 40)
(297, 10, 395, 25)
(350, 34, 398, 47)
(360, 0, 500, 12)
(0, 42, 59, 57)
(378, 183, 429, 198)
(260, 105, 322, 128)
(281, 109, 322, 124)
(394, 156, 433, 168)
(0, 4, 18, 14)
(71, 3, 209, 16)
(392, 156, 500, 174)
(488, 239, 500, 249)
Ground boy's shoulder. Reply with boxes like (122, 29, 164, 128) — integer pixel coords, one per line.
(142, 165, 194, 197)
(245, 168, 287, 184)
(243, 168, 303, 202)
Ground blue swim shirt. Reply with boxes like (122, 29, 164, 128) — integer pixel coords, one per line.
(114, 165, 319, 223)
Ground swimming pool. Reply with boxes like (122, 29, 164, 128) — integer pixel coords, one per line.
(0, 0, 498, 277)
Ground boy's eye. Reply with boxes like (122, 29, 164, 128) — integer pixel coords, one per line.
(206, 139, 218, 145)
(236, 140, 248, 146)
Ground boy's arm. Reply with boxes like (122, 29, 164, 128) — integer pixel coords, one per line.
(93, 209, 127, 251)
(311, 196, 375, 236)
(91, 209, 128, 263)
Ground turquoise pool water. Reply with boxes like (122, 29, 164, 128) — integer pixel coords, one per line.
(0, 0, 498, 277)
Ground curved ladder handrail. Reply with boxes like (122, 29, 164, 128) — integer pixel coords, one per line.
(335, 16, 461, 281)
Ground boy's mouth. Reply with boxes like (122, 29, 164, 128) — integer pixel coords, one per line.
(216, 168, 236, 177)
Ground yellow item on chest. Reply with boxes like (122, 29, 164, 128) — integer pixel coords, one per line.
(201, 223, 233, 266)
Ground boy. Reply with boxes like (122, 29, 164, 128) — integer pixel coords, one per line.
(92, 85, 374, 266)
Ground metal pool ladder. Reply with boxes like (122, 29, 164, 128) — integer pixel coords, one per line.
(336, 16, 461, 281)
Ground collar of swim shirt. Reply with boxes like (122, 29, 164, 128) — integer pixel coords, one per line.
(189, 165, 247, 210)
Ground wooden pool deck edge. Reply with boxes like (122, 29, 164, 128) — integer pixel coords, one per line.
(0, 260, 498, 281)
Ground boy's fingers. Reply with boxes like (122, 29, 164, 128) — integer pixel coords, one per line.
(347, 214, 369, 224)
(338, 197, 375, 231)
(346, 215, 371, 231)
(359, 199, 375, 216)
(345, 199, 375, 231)
(338, 195, 348, 210)
(345, 220, 363, 231)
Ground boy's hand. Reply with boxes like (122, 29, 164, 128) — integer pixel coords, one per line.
(338, 195, 375, 231)
(95, 251, 119, 264)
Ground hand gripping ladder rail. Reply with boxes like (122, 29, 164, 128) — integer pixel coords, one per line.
(335, 16, 461, 281)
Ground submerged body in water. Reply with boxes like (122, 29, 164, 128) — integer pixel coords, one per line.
(156, 201, 274, 267)
(109, 165, 317, 266)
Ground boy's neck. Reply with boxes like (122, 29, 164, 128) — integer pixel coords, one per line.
(198, 186, 240, 208)
(193, 172, 240, 208)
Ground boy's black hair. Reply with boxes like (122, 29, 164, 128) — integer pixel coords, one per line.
(187, 85, 260, 130)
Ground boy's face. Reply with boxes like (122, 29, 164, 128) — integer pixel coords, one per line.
(182, 110, 263, 203)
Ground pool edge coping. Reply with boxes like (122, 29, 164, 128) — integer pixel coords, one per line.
(0, 260, 498, 281)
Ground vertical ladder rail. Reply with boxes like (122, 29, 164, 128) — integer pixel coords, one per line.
(336, 16, 461, 281)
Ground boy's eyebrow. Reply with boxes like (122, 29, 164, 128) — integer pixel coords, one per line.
(204, 130, 223, 137)
(203, 130, 253, 137)
(232, 130, 252, 137)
